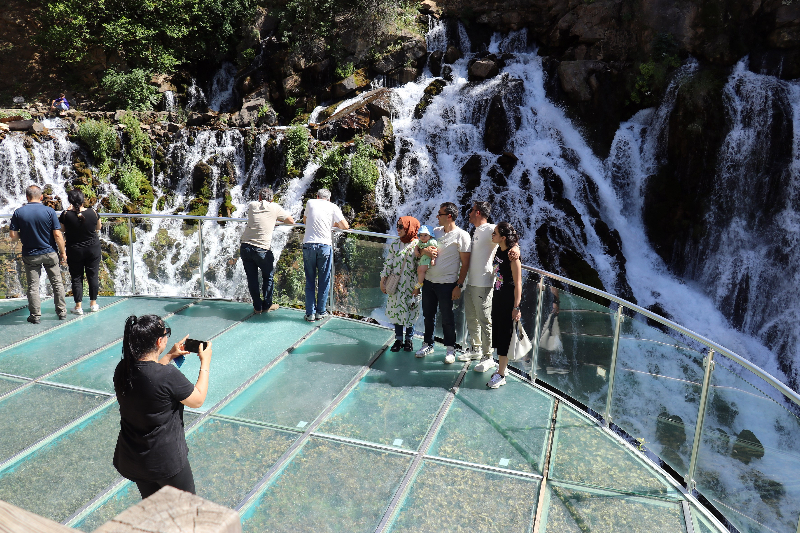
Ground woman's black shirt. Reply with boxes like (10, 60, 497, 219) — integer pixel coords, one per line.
(59, 209, 99, 248)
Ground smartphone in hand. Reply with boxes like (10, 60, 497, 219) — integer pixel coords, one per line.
(184, 339, 208, 353)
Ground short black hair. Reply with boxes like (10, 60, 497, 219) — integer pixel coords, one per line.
(440, 202, 458, 220)
(473, 201, 491, 220)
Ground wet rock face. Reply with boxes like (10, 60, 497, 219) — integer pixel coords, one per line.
(482, 76, 523, 155)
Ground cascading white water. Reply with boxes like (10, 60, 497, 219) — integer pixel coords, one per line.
(185, 79, 206, 112)
(208, 62, 238, 113)
(163, 91, 178, 113)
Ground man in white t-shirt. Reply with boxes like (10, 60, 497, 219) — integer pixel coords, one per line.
(415, 202, 471, 363)
(302, 188, 349, 321)
(240, 187, 295, 314)
(458, 201, 520, 372)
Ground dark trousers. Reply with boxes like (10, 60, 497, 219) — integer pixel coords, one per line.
(422, 280, 457, 347)
(394, 324, 415, 340)
(240, 243, 275, 312)
(134, 463, 196, 500)
(66, 244, 101, 303)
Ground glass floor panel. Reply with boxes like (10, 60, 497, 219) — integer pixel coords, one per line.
(0, 297, 189, 378)
(0, 298, 28, 316)
(317, 343, 459, 451)
(0, 384, 107, 464)
(218, 319, 392, 428)
(0, 301, 725, 532)
(549, 405, 679, 498)
(241, 437, 411, 533)
(0, 375, 26, 397)
(0, 403, 120, 523)
(388, 460, 539, 533)
(0, 296, 122, 350)
(541, 481, 687, 532)
(428, 371, 552, 474)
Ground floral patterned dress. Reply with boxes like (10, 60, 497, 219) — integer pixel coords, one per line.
(381, 239, 420, 326)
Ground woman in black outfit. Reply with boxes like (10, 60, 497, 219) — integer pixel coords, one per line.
(59, 189, 101, 315)
(113, 314, 213, 499)
(487, 222, 522, 389)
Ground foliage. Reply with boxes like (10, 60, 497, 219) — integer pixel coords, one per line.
(76, 119, 118, 165)
(110, 223, 130, 245)
(347, 137, 380, 196)
(284, 97, 298, 108)
(0, 110, 33, 120)
(116, 162, 147, 200)
(257, 104, 272, 118)
(627, 33, 681, 107)
(102, 69, 161, 111)
(283, 125, 309, 176)
(238, 47, 256, 68)
(36, 0, 258, 73)
(315, 145, 346, 191)
(335, 62, 354, 80)
(119, 113, 152, 169)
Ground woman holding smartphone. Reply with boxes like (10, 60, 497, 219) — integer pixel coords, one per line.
(113, 314, 212, 498)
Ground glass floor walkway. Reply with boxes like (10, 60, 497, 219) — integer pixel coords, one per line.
(0, 296, 721, 532)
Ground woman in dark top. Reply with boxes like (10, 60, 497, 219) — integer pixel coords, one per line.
(113, 314, 213, 499)
(59, 189, 101, 315)
(487, 222, 522, 389)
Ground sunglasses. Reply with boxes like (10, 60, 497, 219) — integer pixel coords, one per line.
(163, 326, 171, 338)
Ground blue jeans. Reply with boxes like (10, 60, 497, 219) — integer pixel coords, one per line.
(240, 243, 275, 312)
(394, 324, 415, 340)
(303, 243, 332, 316)
(422, 280, 457, 347)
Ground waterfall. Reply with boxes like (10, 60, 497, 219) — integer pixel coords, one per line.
(208, 62, 238, 113)
(186, 79, 206, 112)
(426, 16, 447, 53)
(163, 91, 178, 113)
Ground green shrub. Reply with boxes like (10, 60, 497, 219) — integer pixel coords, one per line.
(76, 119, 118, 165)
(335, 62, 354, 80)
(102, 69, 161, 111)
(284, 125, 309, 175)
(284, 96, 298, 108)
(315, 145, 346, 190)
(239, 47, 256, 68)
(347, 137, 380, 195)
(117, 162, 147, 200)
(119, 113, 152, 169)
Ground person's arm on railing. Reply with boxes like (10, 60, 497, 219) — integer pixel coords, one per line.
(335, 218, 349, 230)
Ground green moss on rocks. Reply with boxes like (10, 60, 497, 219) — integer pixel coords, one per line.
(414, 79, 446, 119)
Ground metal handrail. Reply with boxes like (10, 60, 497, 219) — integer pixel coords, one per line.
(2, 211, 797, 407)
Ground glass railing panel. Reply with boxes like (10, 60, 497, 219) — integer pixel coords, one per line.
(691, 507, 721, 533)
(0, 297, 187, 378)
(541, 481, 687, 532)
(550, 404, 679, 498)
(0, 216, 24, 299)
(0, 403, 119, 523)
(241, 437, 411, 533)
(217, 319, 391, 428)
(0, 384, 108, 463)
(427, 371, 552, 474)
(317, 344, 459, 451)
(536, 283, 615, 415)
(0, 298, 27, 315)
(199, 219, 246, 300)
(188, 417, 299, 508)
(272, 225, 309, 309)
(128, 216, 202, 296)
(610, 335, 706, 478)
(333, 232, 391, 318)
(505, 270, 540, 376)
(387, 460, 540, 532)
(695, 362, 800, 533)
(97, 215, 130, 297)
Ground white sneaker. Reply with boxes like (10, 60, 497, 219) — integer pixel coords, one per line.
(70, 306, 83, 315)
(474, 356, 497, 373)
(487, 373, 506, 389)
(457, 347, 481, 362)
(415, 343, 434, 358)
(89, 304, 100, 312)
(444, 346, 456, 364)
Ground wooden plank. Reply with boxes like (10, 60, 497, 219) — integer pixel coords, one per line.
(0, 499, 75, 533)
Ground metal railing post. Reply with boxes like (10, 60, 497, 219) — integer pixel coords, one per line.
(127, 218, 135, 294)
(198, 222, 206, 298)
(686, 349, 715, 491)
(603, 304, 624, 426)
(530, 278, 546, 381)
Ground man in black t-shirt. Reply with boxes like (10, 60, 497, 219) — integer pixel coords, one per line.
(9, 185, 67, 323)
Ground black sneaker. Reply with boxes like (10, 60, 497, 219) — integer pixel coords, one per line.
(390, 339, 403, 352)
(27, 315, 40, 324)
(403, 339, 414, 352)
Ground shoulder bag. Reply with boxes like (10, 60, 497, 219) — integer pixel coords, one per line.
(508, 321, 533, 362)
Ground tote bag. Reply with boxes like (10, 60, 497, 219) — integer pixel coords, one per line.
(539, 313, 563, 352)
(508, 321, 533, 362)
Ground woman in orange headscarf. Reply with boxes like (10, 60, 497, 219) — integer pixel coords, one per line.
(380, 216, 421, 352)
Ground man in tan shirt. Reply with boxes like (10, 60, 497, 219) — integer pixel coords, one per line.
(240, 187, 294, 313)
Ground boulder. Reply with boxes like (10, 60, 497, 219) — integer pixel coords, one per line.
(317, 88, 390, 142)
(468, 59, 500, 82)
(236, 97, 267, 127)
(388, 67, 420, 85)
(186, 112, 205, 126)
(370, 116, 393, 140)
(332, 75, 358, 99)
(114, 110, 127, 121)
(441, 65, 454, 82)
(366, 88, 394, 119)
(281, 74, 303, 98)
(483, 76, 524, 154)
(166, 122, 181, 133)
(414, 79, 447, 119)
(6, 119, 34, 131)
(557, 60, 606, 102)
(150, 74, 176, 93)
(373, 38, 428, 74)
(444, 45, 462, 64)
(429, 51, 444, 77)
